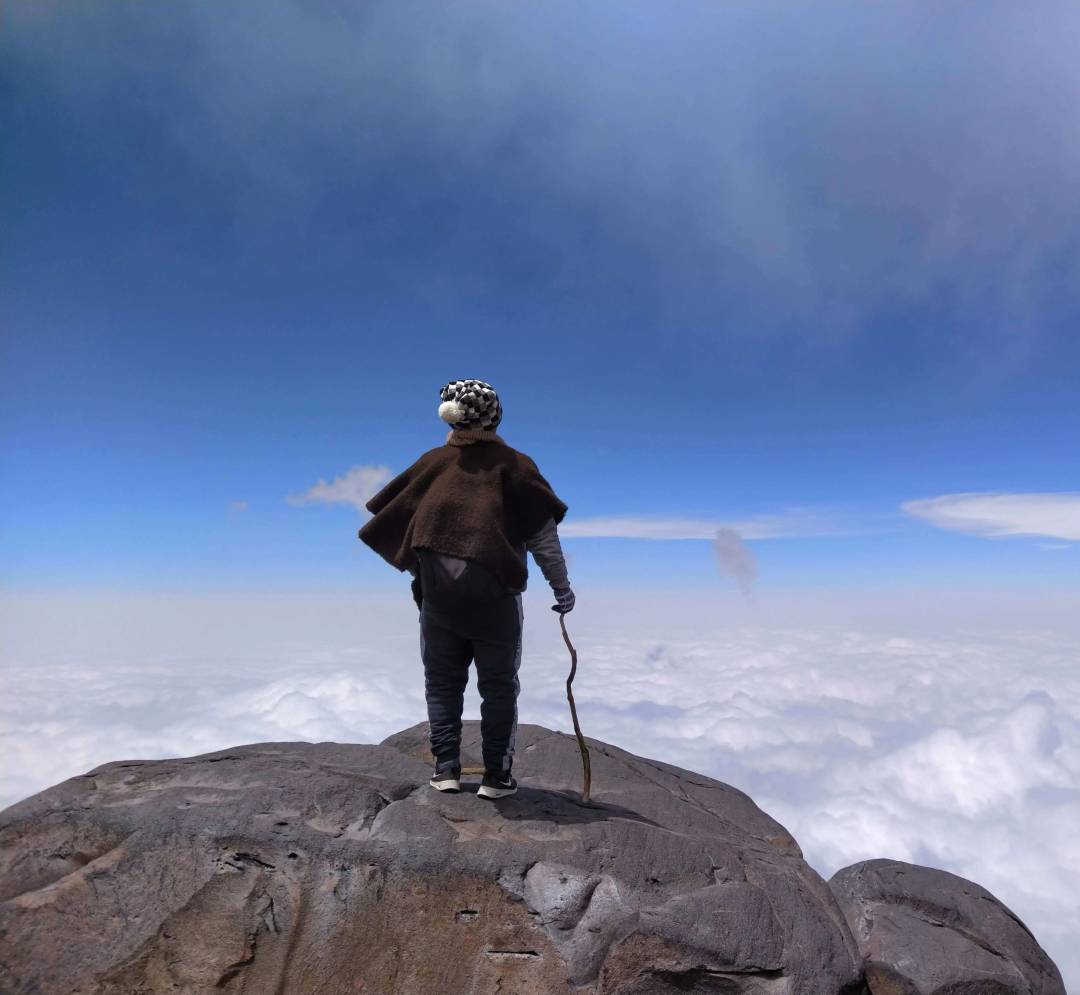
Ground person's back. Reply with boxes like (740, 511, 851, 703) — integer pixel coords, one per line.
(358, 378, 575, 798)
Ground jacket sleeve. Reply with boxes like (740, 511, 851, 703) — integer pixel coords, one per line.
(525, 516, 571, 592)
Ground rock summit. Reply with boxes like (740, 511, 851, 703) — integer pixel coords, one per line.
(0, 721, 1065, 994)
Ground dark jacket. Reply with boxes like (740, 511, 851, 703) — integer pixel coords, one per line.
(358, 428, 569, 594)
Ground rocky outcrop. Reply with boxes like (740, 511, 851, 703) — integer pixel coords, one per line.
(829, 858, 1066, 995)
(0, 721, 1064, 994)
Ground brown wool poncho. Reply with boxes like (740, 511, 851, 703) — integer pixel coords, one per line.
(357, 430, 568, 593)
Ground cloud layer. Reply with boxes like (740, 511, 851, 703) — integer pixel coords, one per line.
(904, 492, 1080, 542)
(2, 590, 1077, 987)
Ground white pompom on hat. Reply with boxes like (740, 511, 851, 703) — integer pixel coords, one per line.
(438, 379, 502, 430)
(438, 399, 466, 423)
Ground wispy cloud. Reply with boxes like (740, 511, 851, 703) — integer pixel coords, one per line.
(559, 511, 855, 540)
(9, 3, 1079, 349)
(903, 492, 1080, 542)
(287, 464, 393, 514)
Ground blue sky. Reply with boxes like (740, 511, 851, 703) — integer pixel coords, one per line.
(3, 0, 1079, 596)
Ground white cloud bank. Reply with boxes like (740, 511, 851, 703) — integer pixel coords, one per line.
(904, 491, 1080, 542)
(287, 464, 393, 514)
(1, 590, 1078, 989)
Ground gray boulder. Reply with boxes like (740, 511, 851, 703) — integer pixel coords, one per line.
(0, 720, 864, 994)
(829, 858, 1066, 995)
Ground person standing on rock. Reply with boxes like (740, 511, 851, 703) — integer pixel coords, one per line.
(358, 379, 575, 800)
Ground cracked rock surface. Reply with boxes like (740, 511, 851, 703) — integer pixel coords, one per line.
(829, 859, 1066, 995)
(2, 721, 857, 993)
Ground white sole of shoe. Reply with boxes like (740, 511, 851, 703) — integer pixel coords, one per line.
(477, 784, 516, 799)
(430, 778, 460, 792)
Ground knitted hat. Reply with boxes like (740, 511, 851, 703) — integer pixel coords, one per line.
(438, 379, 502, 431)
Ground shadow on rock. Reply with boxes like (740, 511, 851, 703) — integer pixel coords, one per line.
(469, 785, 662, 829)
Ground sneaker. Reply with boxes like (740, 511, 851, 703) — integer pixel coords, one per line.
(430, 761, 461, 793)
(477, 769, 517, 799)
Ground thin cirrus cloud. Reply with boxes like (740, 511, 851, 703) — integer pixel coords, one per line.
(559, 511, 853, 541)
(10, 4, 1080, 344)
(289, 465, 855, 542)
(903, 492, 1080, 543)
(286, 464, 393, 513)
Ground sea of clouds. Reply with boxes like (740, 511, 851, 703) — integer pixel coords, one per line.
(2, 588, 1078, 989)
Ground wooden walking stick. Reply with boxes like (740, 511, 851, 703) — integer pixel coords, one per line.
(559, 611, 591, 802)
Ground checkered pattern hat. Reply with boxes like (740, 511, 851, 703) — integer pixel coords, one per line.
(438, 379, 502, 430)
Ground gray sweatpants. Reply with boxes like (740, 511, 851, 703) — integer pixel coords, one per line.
(415, 548, 523, 774)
